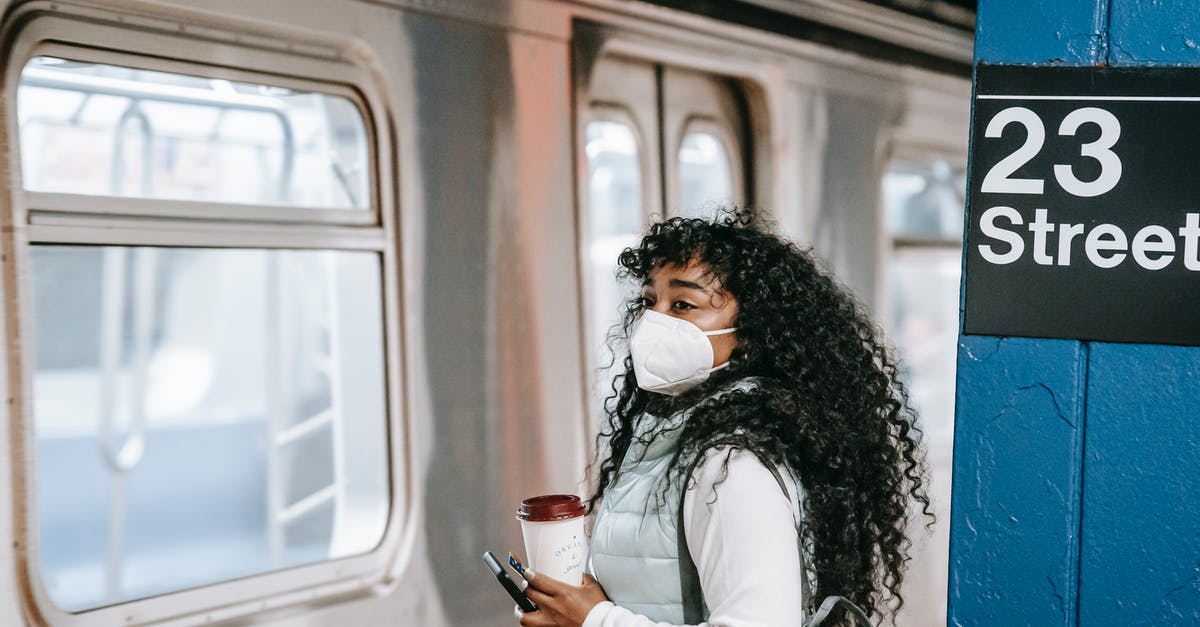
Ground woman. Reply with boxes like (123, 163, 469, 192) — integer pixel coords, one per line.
(519, 210, 929, 627)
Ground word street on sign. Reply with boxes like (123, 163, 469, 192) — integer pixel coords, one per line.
(965, 64, 1200, 346)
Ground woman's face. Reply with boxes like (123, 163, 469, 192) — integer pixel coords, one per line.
(640, 261, 739, 367)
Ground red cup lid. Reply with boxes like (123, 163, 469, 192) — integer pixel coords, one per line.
(516, 494, 586, 522)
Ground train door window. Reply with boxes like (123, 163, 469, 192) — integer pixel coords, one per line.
(580, 55, 658, 413)
(584, 116, 644, 391)
(663, 68, 747, 218)
(7, 27, 397, 623)
(678, 129, 734, 219)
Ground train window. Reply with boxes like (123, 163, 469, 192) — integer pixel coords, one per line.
(17, 56, 370, 211)
(584, 118, 643, 404)
(883, 157, 963, 531)
(8, 31, 397, 623)
(885, 160, 965, 243)
(679, 130, 733, 218)
(30, 245, 389, 610)
(661, 68, 748, 217)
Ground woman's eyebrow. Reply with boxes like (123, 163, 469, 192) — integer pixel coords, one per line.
(668, 278, 709, 292)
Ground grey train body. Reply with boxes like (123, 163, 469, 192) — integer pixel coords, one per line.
(0, 1, 970, 626)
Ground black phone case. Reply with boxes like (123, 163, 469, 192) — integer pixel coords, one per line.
(482, 551, 537, 613)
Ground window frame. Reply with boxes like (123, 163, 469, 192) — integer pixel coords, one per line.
(2, 7, 410, 626)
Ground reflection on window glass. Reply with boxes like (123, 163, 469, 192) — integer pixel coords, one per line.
(585, 120, 642, 407)
(32, 246, 389, 611)
(679, 132, 732, 218)
(882, 160, 966, 241)
(17, 57, 370, 209)
(889, 248, 961, 425)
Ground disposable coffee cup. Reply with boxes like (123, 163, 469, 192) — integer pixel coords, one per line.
(516, 494, 588, 586)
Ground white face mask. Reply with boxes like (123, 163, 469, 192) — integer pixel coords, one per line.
(629, 310, 737, 396)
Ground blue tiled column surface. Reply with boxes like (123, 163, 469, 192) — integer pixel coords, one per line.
(951, 1, 1200, 625)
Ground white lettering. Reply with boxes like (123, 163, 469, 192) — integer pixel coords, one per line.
(979, 206, 1025, 264)
(1028, 208, 1056, 265)
(1131, 225, 1175, 271)
(1053, 107, 1123, 197)
(1179, 213, 1200, 271)
(977, 209, 1200, 270)
(1084, 224, 1127, 268)
(1056, 222, 1085, 266)
(981, 108, 1047, 194)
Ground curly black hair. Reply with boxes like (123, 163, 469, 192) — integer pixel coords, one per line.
(588, 208, 931, 623)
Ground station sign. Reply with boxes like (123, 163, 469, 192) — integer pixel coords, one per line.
(965, 64, 1200, 346)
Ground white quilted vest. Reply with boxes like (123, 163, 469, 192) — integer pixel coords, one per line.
(588, 380, 765, 622)
(588, 408, 690, 621)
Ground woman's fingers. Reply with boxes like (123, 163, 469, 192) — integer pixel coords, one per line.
(525, 570, 565, 596)
(518, 610, 556, 627)
(521, 572, 607, 627)
(525, 585, 553, 608)
(517, 603, 565, 627)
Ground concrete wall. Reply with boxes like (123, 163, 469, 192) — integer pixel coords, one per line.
(949, 1, 1200, 625)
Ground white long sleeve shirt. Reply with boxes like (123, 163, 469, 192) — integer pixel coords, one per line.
(583, 448, 806, 627)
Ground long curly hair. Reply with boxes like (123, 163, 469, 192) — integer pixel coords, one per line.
(588, 208, 930, 622)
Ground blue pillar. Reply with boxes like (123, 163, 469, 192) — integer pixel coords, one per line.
(1078, 3, 1200, 624)
(951, 1, 1200, 625)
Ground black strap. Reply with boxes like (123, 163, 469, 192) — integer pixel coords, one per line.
(677, 454, 789, 623)
(677, 456, 708, 624)
(675, 456, 873, 626)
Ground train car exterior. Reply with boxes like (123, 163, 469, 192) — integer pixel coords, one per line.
(0, 1, 971, 625)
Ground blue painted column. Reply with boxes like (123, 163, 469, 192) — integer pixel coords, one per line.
(951, 1, 1200, 625)
(948, 1, 1104, 625)
(1078, 3, 1200, 625)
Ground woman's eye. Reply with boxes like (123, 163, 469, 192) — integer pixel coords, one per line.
(640, 297, 655, 308)
(672, 301, 694, 311)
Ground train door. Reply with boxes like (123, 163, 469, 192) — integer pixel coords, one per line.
(579, 51, 753, 418)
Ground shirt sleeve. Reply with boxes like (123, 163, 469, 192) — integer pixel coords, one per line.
(581, 447, 805, 627)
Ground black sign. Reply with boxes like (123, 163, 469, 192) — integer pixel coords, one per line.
(965, 64, 1200, 346)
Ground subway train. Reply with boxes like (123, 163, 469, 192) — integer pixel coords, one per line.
(0, 0, 973, 625)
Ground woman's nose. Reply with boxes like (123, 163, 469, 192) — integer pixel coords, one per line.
(649, 302, 673, 316)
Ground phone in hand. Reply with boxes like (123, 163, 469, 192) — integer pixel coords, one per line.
(482, 550, 537, 613)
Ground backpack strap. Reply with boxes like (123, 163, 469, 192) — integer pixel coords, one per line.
(675, 453, 873, 626)
(808, 595, 873, 626)
(677, 455, 708, 624)
(676, 452, 795, 624)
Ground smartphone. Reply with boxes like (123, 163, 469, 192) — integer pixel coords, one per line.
(482, 550, 537, 613)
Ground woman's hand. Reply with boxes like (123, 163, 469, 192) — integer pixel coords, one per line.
(516, 571, 609, 627)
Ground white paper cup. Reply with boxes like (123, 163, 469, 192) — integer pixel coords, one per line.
(516, 494, 588, 585)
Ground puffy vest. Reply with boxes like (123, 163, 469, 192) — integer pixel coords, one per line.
(588, 380, 790, 622)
